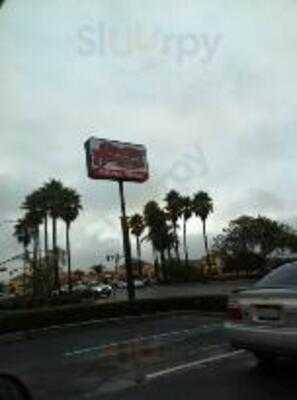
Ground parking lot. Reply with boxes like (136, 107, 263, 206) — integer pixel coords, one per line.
(102, 280, 254, 302)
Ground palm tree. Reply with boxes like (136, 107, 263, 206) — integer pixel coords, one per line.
(38, 186, 50, 263)
(15, 180, 82, 295)
(60, 187, 82, 292)
(22, 188, 48, 264)
(14, 218, 31, 256)
(14, 218, 31, 296)
(144, 201, 171, 281)
(22, 189, 48, 294)
(164, 190, 182, 261)
(14, 218, 32, 288)
(143, 201, 161, 264)
(129, 213, 145, 276)
(44, 179, 65, 290)
(164, 230, 175, 261)
(24, 210, 43, 295)
(181, 196, 193, 267)
(192, 191, 214, 274)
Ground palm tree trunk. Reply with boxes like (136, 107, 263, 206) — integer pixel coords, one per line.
(136, 236, 142, 277)
(66, 222, 72, 292)
(167, 248, 171, 260)
(202, 219, 211, 276)
(173, 222, 180, 261)
(153, 252, 160, 280)
(52, 217, 59, 291)
(23, 246, 27, 296)
(183, 217, 189, 267)
(32, 229, 39, 296)
(38, 225, 42, 267)
(202, 219, 207, 252)
(37, 225, 42, 295)
(44, 214, 48, 262)
(160, 251, 168, 282)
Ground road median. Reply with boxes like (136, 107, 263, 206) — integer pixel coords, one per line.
(0, 295, 227, 340)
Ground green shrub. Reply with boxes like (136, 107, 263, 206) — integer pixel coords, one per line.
(0, 293, 86, 311)
(0, 295, 227, 334)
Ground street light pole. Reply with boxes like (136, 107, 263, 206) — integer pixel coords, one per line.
(118, 180, 135, 302)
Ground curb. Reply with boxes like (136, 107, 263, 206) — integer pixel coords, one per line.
(0, 310, 225, 345)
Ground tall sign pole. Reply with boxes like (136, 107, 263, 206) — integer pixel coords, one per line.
(118, 180, 135, 301)
(85, 137, 149, 303)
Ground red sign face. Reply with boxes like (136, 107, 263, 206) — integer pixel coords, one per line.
(85, 137, 149, 183)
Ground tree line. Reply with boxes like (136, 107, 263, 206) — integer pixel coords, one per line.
(129, 193, 297, 281)
(13, 179, 82, 295)
(12, 180, 297, 295)
(213, 215, 297, 276)
(128, 190, 214, 280)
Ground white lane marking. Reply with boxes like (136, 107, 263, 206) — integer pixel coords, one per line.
(64, 324, 221, 357)
(146, 350, 245, 380)
(66, 346, 104, 356)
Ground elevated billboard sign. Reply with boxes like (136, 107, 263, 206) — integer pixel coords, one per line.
(85, 137, 149, 183)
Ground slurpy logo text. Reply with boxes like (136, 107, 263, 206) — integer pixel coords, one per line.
(77, 21, 223, 66)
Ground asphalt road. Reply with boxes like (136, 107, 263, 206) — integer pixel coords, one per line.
(0, 310, 296, 399)
(101, 352, 297, 400)
(0, 313, 223, 399)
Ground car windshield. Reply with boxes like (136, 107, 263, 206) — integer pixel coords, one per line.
(255, 262, 297, 289)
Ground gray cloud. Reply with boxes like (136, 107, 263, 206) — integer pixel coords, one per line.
(221, 189, 285, 220)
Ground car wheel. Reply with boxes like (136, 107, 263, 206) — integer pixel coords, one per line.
(253, 351, 276, 364)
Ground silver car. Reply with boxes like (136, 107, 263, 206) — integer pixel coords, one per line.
(88, 283, 113, 298)
(225, 261, 297, 362)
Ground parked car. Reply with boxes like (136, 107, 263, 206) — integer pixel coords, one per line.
(114, 279, 145, 289)
(71, 283, 92, 297)
(51, 284, 84, 297)
(134, 279, 145, 289)
(115, 280, 127, 289)
(143, 277, 157, 286)
(88, 283, 113, 298)
(225, 261, 297, 362)
(59, 285, 70, 295)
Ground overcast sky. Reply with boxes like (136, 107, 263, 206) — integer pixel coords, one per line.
(0, 0, 296, 276)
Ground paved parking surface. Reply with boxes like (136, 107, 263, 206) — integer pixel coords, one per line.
(106, 280, 254, 302)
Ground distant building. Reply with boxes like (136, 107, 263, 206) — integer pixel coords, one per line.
(191, 252, 225, 275)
